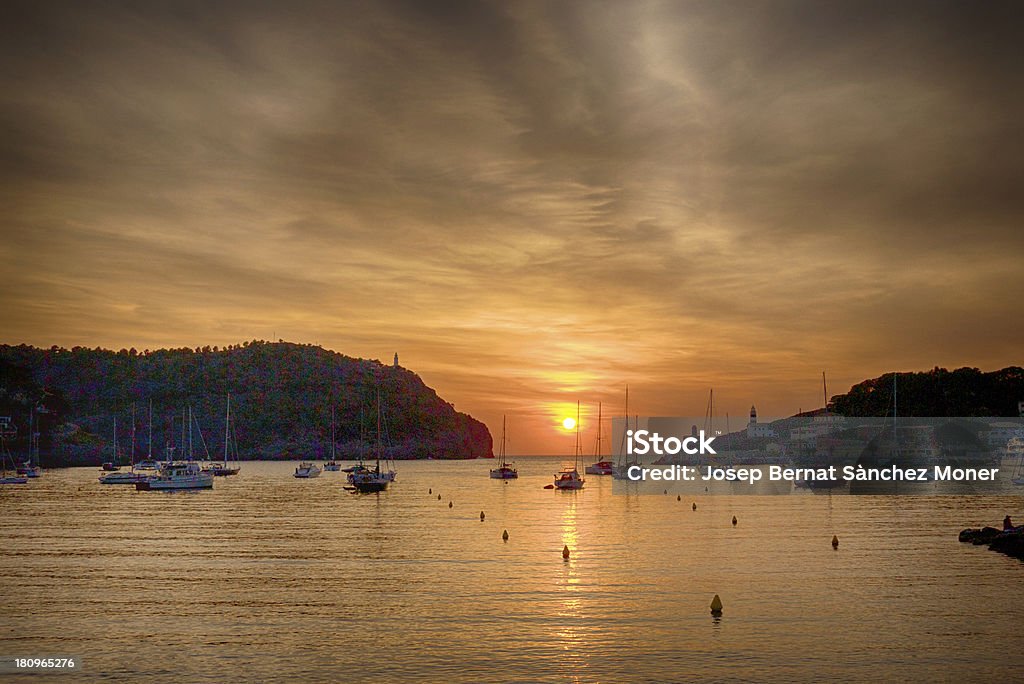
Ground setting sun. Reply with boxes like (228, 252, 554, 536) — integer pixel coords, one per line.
(562, 417, 576, 430)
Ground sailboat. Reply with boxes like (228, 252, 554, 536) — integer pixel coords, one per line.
(324, 407, 341, 471)
(18, 406, 43, 478)
(99, 408, 150, 484)
(585, 402, 614, 475)
(101, 416, 122, 471)
(347, 389, 394, 492)
(553, 401, 585, 490)
(135, 401, 161, 470)
(206, 394, 240, 476)
(612, 387, 640, 479)
(489, 415, 518, 479)
(1, 419, 27, 485)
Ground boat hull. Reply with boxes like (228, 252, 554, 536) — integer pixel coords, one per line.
(489, 468, 518, 479)
(99, 472, 151, 485)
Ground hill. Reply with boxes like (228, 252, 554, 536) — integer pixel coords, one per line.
(829, 366, 1024, 417)
(0, 341, 492, 466)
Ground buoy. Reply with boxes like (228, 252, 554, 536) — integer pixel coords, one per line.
(429, 488, 432, 494)
(710, 594, 723, 616)
(437, 494, 441, 500)
(543, 484, 555, 489)
(480, 511, 485, 521)
(562, 545, 570, 560)
(677, 495, 681, 501)
(705, 486, 708, 492)
(732, 516, 737, 526)
(664, 489, 668, 495)
(449, 501, 453, 508)
(832, 535, 839, 548)
(692, 502, 697, 511)
(502, 529, 509, 541)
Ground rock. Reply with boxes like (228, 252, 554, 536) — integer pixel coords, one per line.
(959, 527, 1024, 561)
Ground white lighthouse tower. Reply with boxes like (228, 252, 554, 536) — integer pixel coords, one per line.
(393, 352, 399, 368)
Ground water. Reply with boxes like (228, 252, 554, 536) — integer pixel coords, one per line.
(1, 459, 1022, 682)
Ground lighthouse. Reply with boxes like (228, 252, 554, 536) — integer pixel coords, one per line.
(394, 352, 399, 368)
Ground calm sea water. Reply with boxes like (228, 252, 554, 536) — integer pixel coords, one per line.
(1, 458, 1022, 682)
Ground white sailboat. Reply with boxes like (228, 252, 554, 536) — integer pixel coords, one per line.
(17, 406, 43, 478)
(324, 407, 341, 471)
(585, 402, 614, 475)
(135, 401, 161, 471)
(554, 401, 585, 490)
(489, 415, 517, 479)
(99, 408, 150, 484)
(612, 387, 640, 479)
(206, 394, 240, 476)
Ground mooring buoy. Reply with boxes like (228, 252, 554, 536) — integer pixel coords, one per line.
(692, 502, 697, 511)
(562, 545, 570, 560)
(480, 511, 485, 521)
(437, 494, 442, 500)
(732, 516, 738, 526)
(677, 495, 681, 501)
(832, 535, 839, 548)
(449, 501, 453, 508)
(502, 529, 509, 541)
(429, 488, 432, 494)
(710, 594, 723, 616)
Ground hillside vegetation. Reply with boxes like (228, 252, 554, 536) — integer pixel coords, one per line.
(0, 341, 492, 466)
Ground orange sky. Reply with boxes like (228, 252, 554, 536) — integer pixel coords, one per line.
(3, 2, 1023, 453)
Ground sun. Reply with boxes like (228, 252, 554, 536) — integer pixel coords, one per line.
(562, 417, 576, 430)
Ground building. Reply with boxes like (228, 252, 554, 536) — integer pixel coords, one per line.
(746, 405, 775, 439)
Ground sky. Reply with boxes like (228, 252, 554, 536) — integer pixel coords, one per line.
(2, 1, 1023, 453)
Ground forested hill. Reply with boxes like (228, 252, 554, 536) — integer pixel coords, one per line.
(829, 366, 1024, 417)
(0, 341, 492, 466)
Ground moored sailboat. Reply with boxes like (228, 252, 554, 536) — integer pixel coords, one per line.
(324, 407, 341, 471)
(585, 402, 614, 475)
(554, 401, 585, 490)
(206, 394, 240, 476)
(489, 415, 518, 479)
(347, 389, 395, 492)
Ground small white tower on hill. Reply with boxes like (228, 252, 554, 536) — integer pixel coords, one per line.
(394, 352, 399, 368)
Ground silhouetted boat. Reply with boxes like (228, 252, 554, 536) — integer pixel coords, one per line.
(489, 415, 518, 479)
(585, 402, 613, 475)
(554, 402, 585, 490)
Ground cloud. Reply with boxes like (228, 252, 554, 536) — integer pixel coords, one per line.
(2, 0, 1022, 451)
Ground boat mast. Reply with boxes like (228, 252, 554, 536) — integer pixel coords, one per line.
(130, 402, 136, 467)
(224, 394, 231, 463)
(331, 404, 336, 461)
(595, 402, 602, 459)
(113, 416, 118, 465)
(375, 387, 382, 473)
(148, 399, 153, 460)
(574, 400, 581, 469)
(500, 415, 507, 466)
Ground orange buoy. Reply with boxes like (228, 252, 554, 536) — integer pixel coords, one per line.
(832, 535, 839, 548)
(449, 501, 453, 508)
(677, 495, 681, 501)
(732, 516, 737, 526)
(429, 488, 432, 494)
(562, 545, 570, 560)
(502, 529, 509, 541)
(437, 494, 441, 500)
(480, 511, 485, 521)
(692, 502, 697, 511)
(710, 594, 723, 616)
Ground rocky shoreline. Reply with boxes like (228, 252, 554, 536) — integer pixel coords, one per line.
(958, 527, 1024, 561)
